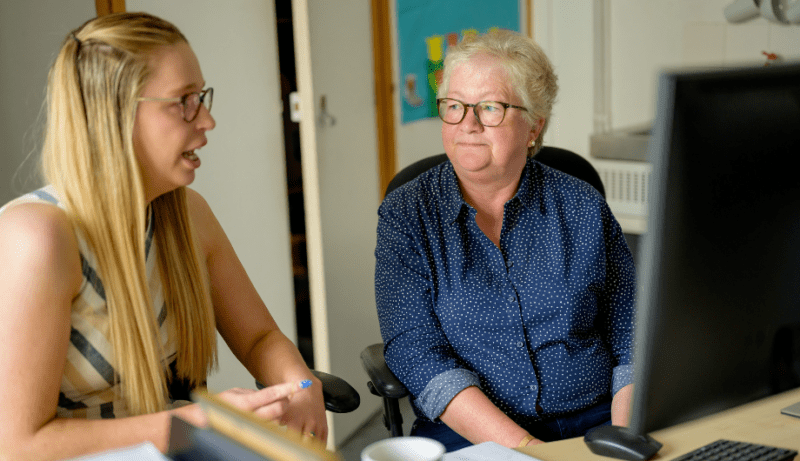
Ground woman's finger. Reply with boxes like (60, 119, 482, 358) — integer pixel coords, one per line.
(251, 398, 290, 421)
(301, 424, 326, 441)
(252, 379, 312, 405)
(217, 380, 311, 412)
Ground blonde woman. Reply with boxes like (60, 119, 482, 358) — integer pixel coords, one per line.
(0, 12, 325, 459)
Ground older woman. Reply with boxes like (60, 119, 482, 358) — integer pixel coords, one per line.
(375, 29, 636, 451)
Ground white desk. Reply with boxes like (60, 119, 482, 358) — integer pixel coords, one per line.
(520, 387, 800, 460)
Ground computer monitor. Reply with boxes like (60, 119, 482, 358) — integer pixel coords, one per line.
(617, 61, 800, 450)
(631, 62, 800, 438)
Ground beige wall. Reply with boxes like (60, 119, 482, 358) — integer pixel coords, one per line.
(0, 0, 94, 205)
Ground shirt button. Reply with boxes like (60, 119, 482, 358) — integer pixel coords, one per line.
(506, 260, 514, 268)
(517, 341, 524, 348)
(507, 296, 515, 303)
(529, 385, 536, 391)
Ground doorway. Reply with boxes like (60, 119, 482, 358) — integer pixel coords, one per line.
(275, 0, 313, 368)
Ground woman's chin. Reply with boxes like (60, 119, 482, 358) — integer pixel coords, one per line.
(450, 151, 491, 172)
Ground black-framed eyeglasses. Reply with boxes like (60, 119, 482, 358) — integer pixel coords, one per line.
(437, 97, 528, 127)
(137, 87, 213, 122)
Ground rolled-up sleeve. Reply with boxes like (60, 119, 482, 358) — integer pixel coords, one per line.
(375, 191, 473, 419)
(417, 369, 481, 420)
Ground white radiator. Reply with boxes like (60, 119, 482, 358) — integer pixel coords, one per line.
(590, 159, 652, 234)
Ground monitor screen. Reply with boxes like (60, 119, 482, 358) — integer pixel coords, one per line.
(630, 63, 800, 436)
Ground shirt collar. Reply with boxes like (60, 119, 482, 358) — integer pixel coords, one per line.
(516, 157, 539, 211)
(441, 161, 467, 225)
(441, 157, 540, 224)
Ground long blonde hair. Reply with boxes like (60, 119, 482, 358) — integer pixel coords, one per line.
(42, 12, 216, 416)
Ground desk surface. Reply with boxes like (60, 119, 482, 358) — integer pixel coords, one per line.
(519, 387, 800, 461)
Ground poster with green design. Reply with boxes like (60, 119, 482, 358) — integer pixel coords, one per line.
(396, 0, 522, 124)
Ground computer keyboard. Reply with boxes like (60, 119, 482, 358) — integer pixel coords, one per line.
(673, 439, 797, 461)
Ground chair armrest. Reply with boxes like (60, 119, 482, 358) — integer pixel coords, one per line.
(310, 369, 360, 413)
(255, 370, 360, 414)
(360, 343, 409, 400)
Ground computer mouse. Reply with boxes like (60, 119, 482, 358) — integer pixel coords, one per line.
(584, 425, 663, 461)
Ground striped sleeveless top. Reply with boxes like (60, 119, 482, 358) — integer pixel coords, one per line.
(0, 186, 183, 418)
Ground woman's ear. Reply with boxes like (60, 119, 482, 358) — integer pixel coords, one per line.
(529, 117, 546, 145)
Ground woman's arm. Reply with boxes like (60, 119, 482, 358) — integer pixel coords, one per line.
(0, 204, 175, 459)
(440, 387, 544, 448)
(599, 203, 637, 419)
(0, 203, 308, 460)
(186, 189, 327, 441)
(611, 383, 634, 426)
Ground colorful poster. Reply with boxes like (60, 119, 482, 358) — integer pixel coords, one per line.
(396, 0, 522, 124)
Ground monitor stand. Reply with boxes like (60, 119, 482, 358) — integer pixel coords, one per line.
(780, 400, 800, 419)
(583, 425, 662, 461)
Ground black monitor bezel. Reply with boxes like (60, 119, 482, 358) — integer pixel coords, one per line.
(629, 62, 800, 436)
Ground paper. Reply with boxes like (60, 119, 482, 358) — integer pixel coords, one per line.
(64, 442, 168, 461)
(443, 442, 543, 461)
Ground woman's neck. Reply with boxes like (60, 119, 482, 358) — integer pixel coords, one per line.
(458, 176, 521, 247)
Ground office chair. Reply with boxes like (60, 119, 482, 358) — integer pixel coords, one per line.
(360, 146, 606, 436)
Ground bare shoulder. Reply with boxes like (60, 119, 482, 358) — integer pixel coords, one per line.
(185, 187, 225, 255)
(0, 202, 82, 296)
(0, 202, 78, 253)
(185, 187, 214, 222)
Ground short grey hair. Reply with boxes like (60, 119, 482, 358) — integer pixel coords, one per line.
(438, 29, 558, 155)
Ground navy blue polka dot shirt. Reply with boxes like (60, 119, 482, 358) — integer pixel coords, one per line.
(375, 157, 636, 424)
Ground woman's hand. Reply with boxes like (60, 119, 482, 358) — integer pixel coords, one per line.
(182, 380, 313, 429)
(217, 381, 307, 420)
(279, 375, 328, 442)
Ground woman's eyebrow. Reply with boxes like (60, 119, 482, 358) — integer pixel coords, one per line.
(167, 81, 206, 96)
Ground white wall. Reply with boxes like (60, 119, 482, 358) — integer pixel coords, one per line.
(536, 0, 800, 156)
(0, 1, 94, 205)
(127, 0, 296, 394)
(0, 0, 296, 394)
(610, 0, 800, 130)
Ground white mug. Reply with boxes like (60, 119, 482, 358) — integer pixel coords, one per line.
(361, 436, 446, 461)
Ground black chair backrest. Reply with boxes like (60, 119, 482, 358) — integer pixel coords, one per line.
(384, 146, 605, 199)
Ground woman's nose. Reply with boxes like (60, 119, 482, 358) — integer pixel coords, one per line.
(459, 106, 483, 131)
(196, 104, 216, 131)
